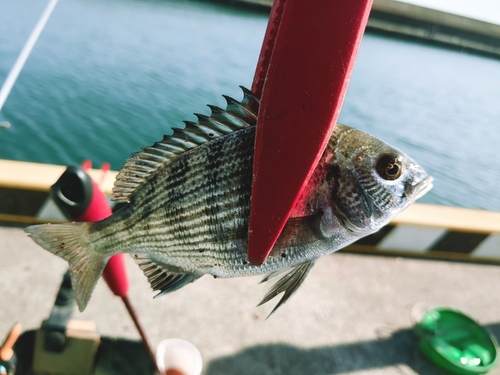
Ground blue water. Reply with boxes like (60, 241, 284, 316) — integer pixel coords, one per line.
(1, 0, 500, 212)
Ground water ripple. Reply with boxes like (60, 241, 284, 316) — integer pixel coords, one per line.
(1, 0, 500, 211)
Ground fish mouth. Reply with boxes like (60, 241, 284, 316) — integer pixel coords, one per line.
(404, 176, 433, 201)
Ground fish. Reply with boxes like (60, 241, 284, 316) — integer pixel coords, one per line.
(25, 87, 433, 315)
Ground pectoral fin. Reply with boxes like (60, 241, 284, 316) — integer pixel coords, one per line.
(258, 261, 316, 317)
(275, 209, 338, 250)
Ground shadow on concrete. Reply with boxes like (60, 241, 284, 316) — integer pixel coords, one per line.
(14, 330, 156, 375)
(11, 324, 500, 374)
(205, 324, 500, 375)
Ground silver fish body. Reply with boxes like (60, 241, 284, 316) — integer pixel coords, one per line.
(26, 87, 432, 314)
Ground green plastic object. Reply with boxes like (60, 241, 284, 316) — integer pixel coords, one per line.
(415, 307, 499, 375)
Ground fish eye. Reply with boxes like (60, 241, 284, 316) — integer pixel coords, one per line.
(376, 154, 404, 180)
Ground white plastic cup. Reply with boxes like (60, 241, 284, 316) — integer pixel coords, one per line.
(156, 339, 203, 375)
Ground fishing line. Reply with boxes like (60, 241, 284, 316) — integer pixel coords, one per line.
(0, 0, 60, 121)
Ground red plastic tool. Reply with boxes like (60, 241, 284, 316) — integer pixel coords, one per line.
(248, 0, 374, 265)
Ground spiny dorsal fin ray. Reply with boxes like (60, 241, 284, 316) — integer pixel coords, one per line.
(194, 113, 230, 136)
(223, 95, 258, 125)
(182, 121, 213, 142)
(239, 86, 259, 114)
(258, 261, 316, 317)
(112, 87, 260, 202)
(207, 104, 251, 131)
(133, 255, 201, 297)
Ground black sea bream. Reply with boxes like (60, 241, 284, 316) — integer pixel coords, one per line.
(26, 87, 432, 315)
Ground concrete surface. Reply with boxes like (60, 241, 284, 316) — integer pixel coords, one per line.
(1, 224, 500, 375)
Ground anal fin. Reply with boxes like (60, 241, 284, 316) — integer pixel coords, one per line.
(133, 255, 201, 297)
(258, 261, 316, 317)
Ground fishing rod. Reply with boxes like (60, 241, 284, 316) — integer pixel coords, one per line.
(0, 0, 59, 128)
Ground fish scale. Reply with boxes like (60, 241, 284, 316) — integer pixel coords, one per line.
(26, 87, 432, 315)
(97, 133, 255, 267)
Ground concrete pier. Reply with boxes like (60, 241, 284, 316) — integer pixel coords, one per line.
(1, 224, 500, 374)
(368, 0, 500, 58)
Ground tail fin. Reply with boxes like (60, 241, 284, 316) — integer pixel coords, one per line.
(25, 223, 107, 312)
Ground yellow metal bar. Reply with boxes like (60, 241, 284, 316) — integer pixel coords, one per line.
(0, 213, 64, 225)
(1, 160, 500, 237)
(393, 203, 500, 234)
(0, 159, 117, 195)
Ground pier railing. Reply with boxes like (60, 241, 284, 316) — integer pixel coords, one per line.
(1, 159, 499, 264)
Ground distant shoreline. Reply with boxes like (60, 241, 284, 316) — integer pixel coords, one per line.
(206, 0, 500, 59)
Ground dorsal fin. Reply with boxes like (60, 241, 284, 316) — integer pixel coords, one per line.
(112, 86, 260, 202)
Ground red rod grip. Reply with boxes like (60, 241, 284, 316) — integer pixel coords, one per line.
(76, 180, 130, 297)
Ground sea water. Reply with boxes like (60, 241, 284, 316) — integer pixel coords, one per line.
(1, 0, 500, 211)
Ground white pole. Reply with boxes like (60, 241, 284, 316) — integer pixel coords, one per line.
(0, 0, 60, 112)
